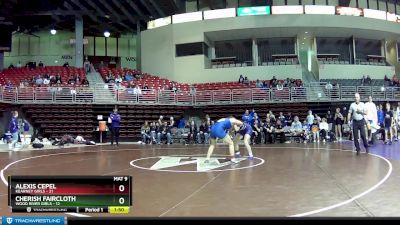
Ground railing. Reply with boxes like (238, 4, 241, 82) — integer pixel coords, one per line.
(0, 84, 398, 105)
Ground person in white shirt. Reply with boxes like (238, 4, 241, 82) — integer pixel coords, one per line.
(348, 93, 369, 155)
(43, 78, 50, 85)
(319, 118, 329, 143)
(364, 96, 377, 143)
(306, 110, 314, 126)
(394, 103, 400, 141)
(133, 85, 142, 95)
(115, 75, 122, 84)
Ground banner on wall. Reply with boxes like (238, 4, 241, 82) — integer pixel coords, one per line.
(69, 39, 88, 45)
(336, 6, 363, 16)
(363, 8, 387, 20)
(172, 12, 202, 24)
(61, 55, 73, 60)
(204, 8, 236, 19)
(147, 16, 171, 29)
(387, 12, 400, 23)
(304, 5, 335, 15)
(271, 6, 304, 15)
(237, 6, 271, 16)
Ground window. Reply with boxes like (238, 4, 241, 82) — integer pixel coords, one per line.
(176, 42, 209, 57)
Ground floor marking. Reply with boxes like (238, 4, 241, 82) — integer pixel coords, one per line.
(0, 145, 393, 217)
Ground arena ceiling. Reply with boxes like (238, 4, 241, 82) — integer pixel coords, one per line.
(0, 0, 398, 37)
(0, 0, 179, 36)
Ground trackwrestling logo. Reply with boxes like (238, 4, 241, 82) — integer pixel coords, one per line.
(130, 155, 265, 172)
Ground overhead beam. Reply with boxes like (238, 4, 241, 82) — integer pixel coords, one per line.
(99, 0, 137, 25)
(111, 0, 138, 25)
(67, 0, 98, 22)
(16, 10, 94, 16)
(148, 0, 166, 17)
(139, 0, 159, 18)
(85, 0, 131, 30)
(124, 0, 149, 21)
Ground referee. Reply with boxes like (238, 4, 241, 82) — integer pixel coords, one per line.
(347, 93, 369, 155)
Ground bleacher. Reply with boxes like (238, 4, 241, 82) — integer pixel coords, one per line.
(99, 67, 303, 91)
(320, 79, 385, 86)
(23, 104, 94, 139)
(0, 66, 86, 86)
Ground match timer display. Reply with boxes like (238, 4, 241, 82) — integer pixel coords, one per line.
(8, 176, 132, 214)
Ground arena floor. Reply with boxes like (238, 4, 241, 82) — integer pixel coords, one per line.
(0, 141, 399, 217)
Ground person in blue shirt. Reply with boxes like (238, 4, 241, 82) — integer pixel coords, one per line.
(109, 108, 121, 146)
(205, 117, 244, 163)
(22, 119, 30, 145)
(242, 110, 252, 124)
(177, 116, 186, 129)
(377, 104, 385, 127)
(9, 111, 19, 150)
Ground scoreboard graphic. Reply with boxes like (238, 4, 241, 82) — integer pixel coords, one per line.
(8, 176, 132, 214)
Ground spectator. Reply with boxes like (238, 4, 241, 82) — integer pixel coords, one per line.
(158, 115, 164, 126)
(141, 121, 151, 144)
(334, 107, 343, 141)
(377, 104, 385, 129)
(149, 122, 157, 144)
(8, 64, 14, 69)
(361, 75, 366, 86)
(198, 121, 210, 144)
(306, 110, 314, 126)
(319, 118, 329, 142)
(384, 102, 394, 145)
(177, 116, 186, 129)
(158, 121, 172, 145)
(243, 76, 250, 86)
(311, 119, 320, 143)
(142, 83, 149, 90)
(63, 62, 69, 67)
(190, 86, 196, 95)
(263, 118, 274, 144)
(255, 79, 263, 88)
(186, 121, 198, 144)
(124, 72, 134, 81)
(115, 75, 122, 84)
(325, 82, 333, 91)
(84, 57, 90, 73)
(278, 112, 286, 126)
(238, 75, 244, 83)
(276, 81, 283, 90)
(16, 61, 22, 68)
(171, 83, 177, 93)
(271, 76, 277, 84)
(290, 116, 303, 135)
(169, 116, 175, 128)
(274, 120, 286, 143)
(109, 108, 121, 146)
(366, 75, 372, 85)
(262, 81, 269, 88)
(9, 111, 19, 150)
(326, 110, 333, 131)
(38, 61, 44, 68)
(35, 76, 43, 85)
(286, 112, 293, 126)
(133, 85, 142, 95)
(43, 77, 50, 85)
(252, 121, 262, 144)
(82, 78, 89, 87)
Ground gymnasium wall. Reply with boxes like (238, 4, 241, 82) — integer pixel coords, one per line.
(4, 31, 137, 68)
(319, 64, 395, 79)
(141, 14, 400, 83)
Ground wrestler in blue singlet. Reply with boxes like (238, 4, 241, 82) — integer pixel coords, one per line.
(210, 118, 232, 139)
